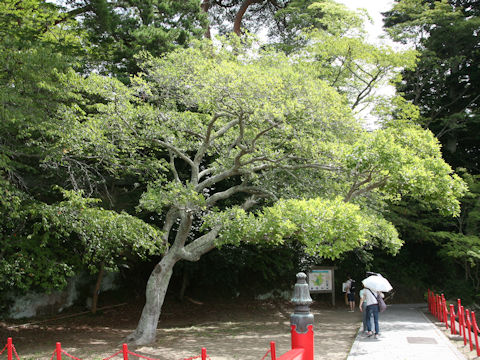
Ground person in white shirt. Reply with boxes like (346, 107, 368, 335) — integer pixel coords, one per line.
(359, 287, 383, 338)
(358, 286, 368, 332)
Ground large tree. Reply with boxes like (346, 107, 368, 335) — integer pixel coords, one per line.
(383, 0, 480, 296)
(49, 35, 466, 344)
(384, 0, 480, 171)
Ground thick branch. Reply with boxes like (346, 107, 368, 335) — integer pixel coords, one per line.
(178, 195, 260, 261)
(196, 168, 241, 192)
(197, 156, 340, 193)
(206, 184, 277, 206)
(178, 225, 222, 261)
(153, 139, 194, 168)
(344, 176, 389, 202)
(212, 117, 240, 143)
(171, 211, 193, 252)
(161, 207, 179, 251)
(198, 167, 214, 181)
(233, 0, 263, 35)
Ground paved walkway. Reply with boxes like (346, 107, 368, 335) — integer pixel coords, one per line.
(347, 303, 466, 360)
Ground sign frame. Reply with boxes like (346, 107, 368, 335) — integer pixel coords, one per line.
(307, 266, 336, 306)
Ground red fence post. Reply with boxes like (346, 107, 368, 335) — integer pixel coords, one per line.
(459, 305, 463, 337)
(440, 295, 444, 322)
(56, 343, 62, 360)
(7, 338, 12, 360)
(431, 292, 435, 317)
(201, 347, 207, 360)
(442, 297, 445, 322)
(450, 304, 456, 335)
(270, 341, 276, 360)
(466, 310, 473, 351)
(461, 306, 468, 346)
(459, 305, 464, 341)
(432, 291, 435, 314)
(472, 311, 480, 357)
(290, 272, 314, 360)
(122, 344, 129, 360)
(442, 295, 449, 329)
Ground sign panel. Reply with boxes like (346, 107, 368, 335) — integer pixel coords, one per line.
(308, 269, 333, 292)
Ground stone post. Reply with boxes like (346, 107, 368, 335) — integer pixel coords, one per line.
(290, 272, 314, 360)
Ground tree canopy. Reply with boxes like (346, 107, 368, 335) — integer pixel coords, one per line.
(43, 35, 466, 343)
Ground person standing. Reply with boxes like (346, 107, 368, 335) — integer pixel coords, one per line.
(345, 275, 356, 312)
(359, 287, 382, 338)
(358, 286, 368, 332)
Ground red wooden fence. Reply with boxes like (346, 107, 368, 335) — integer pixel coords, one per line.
(0, 338, 207, 360)
(1, 273, 315, 360)
(428, 289, 480, 357)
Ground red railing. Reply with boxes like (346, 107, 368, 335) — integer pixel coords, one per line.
(2, 273, 314, 360)
(0, 338, 306, 360)
(0, 338, 209, 360)
(428, 289, 480, 357)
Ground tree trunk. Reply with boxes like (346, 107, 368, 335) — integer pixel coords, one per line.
(125, 253, 176, 345)
(126, 210, 219, 345)
(91, 263, 105, 314)
(201, 0, 211, 39)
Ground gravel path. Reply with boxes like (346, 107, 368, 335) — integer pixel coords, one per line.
(1, 300, 361, 360)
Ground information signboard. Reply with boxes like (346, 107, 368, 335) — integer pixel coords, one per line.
(307, 266, 335, 306)
(308, 269, 332, 291)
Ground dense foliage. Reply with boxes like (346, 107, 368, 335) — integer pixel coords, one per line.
(382, 0, 480, 302)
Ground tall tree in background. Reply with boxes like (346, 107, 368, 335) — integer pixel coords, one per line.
(384, 0, 480, 296)
(385, 0, 480, 170)
(0, 0, 85, 294)
(201, 0, 364, 43)
(56, 0, 207, 80)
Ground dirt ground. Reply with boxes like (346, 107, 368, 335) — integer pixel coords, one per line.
(0, 298, 362, 360)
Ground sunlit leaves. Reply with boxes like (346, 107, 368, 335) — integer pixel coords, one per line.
(207, 197, 402, 259)
(36, 189, 165, 272)
(344, 125, 467, 215)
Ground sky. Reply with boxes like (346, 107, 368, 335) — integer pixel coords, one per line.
(336, 0, 399, 129)
(337, 0, 395, 42)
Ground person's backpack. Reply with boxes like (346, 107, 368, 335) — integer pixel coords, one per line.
(350, 280, 356, 293)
